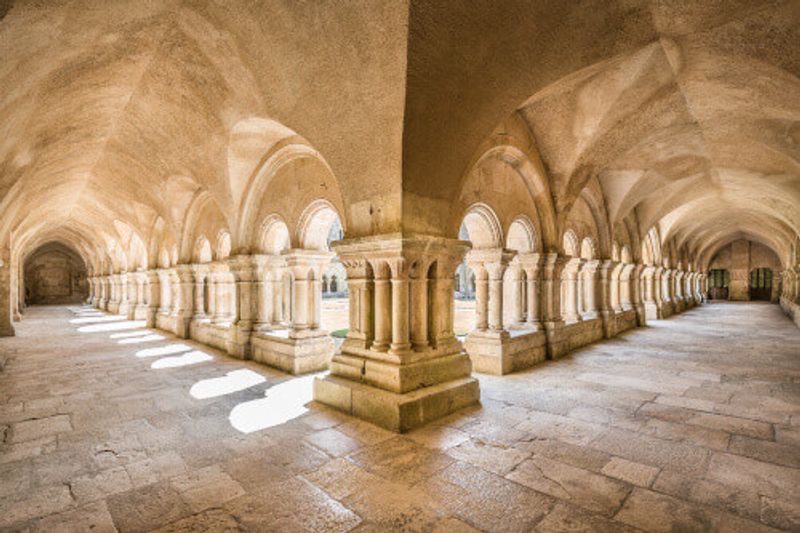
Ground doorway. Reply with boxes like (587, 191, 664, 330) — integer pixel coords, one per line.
(749, 268, 772, 301)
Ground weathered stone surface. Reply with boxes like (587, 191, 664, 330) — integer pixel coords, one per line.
(1, 302, 799, 531)
(601, 456, 660, 487)
(507, 456, 630, 517)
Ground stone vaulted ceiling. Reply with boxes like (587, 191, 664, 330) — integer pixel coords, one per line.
(1, 0, 798, 271)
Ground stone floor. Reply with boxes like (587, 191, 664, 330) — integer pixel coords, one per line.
(1, 302, 798, 532)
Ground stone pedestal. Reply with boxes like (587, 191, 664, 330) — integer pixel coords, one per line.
(0, 255, 15, 337)
(251, 250, 336, 372)
(463, 248, 521, 375)
(313, 234, 479, 432)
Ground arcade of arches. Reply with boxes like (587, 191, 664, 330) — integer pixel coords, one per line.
(1, 2, 800, 531)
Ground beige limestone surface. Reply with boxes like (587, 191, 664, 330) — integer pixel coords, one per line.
(1, 302, 798, 531)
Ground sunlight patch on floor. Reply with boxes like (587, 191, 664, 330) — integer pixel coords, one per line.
(118, 334, 166, 344)
(190, 369, 266, 400)
(70, 315, 126, 324)
(229, 375, 316, 434)
(136, 344, 192, 358)
(110, 330, 151, 339)
(151, 350, 213, 369)
(78, 320, 147, 333)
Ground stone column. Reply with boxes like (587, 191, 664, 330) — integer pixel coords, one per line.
(316, 234, 477, 433)
(642, 266, 660, 320)
(340, 259, 374, 351)
(410, 258, 431, 351)
(86, 276, 95, 304)
(284, 251, 332, 337)
(471, 263, 488, 332)
(632, 264, 647, 326)
(250, 250, 334, 374)
(206, 270, 218, 321)
(253, 255, 286, 330)
(0, 250, 14, 336)
(508, 265, 525, 327)
(118, 272, 129, 316)
(619, 264, 633, 311)
(598, 260, 616, 338)
(173, 265, 195, 338)
(157, 269, 171, 314)
(581, 259, 601, 320)
(191, 265, 209, 320)
(145, 270, 160, 328)
(227, 256, 257, 358)
(541, 253, 569, 359)
(388, 258, 412, 355)
(371, 260, 392, 351)
(561, 258, 583, 323)
(518, 253, 543, 329)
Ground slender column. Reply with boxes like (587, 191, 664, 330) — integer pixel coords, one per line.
(518, 254, 542, 328)
(283, 250, 333, 337)
(389, 258, 411, 354)
(619, 264, 633, 310)
(582, 260, 600, 319)
(487, 262, 506, 331)
(272, 270, 286, 325)
(561, 259, 583, 323)
(145, 270, 160, 327)
(473, 265, 489, 331)
(410, 259, 430, 351)
(169, 269, 181, 316)
(253, 257, 272, 329)
(508, 265, 525, 326)
(191, 265, 208, 319)
(157, 270, 171, 313)
(371, 260, 391, 351)
(340, 259, 373, 350)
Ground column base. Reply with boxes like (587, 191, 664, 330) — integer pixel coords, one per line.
(0, 324, 15, 337)
(543, 320, 570, 359)
(251, 332, 335, 374)
(644, 301, 660, 321)
(600, 309, 616, 339)
(465, 330, 546, 375)
(313, 374, 479, 433)
(107, 301, 120, 314)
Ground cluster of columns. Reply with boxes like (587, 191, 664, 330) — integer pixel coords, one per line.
(780, 267, 800, 326)
(640, 267, 706, 321)
(314, 234, 479, 432)
(78, 242, 717, 433)
(457, 249, 709, 373)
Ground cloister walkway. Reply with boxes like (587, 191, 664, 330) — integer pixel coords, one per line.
(1, 302, 798, 531)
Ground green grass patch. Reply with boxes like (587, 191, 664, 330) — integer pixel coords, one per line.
(330, 328, 349, 338)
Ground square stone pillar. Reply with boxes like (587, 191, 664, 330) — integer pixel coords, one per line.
(128, 270, 149, 320)
(145, 270, 160, 327)
(0, 253, 15, 337)
(598, 260, 617, 338)
(157, 269, 171, 315)
(226, 256, 258, 359)
(540, 253, 570, 359)
(97, 276, 108, 310)
(251, 250, 335, 374)
(631, 265, 647, 326)
(464, 248, 519, 374)
(642, 266, 659, 320)
(172, 265, 195, 339)
(117, 272, 130, 316)
(314, 234, 479, 433)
